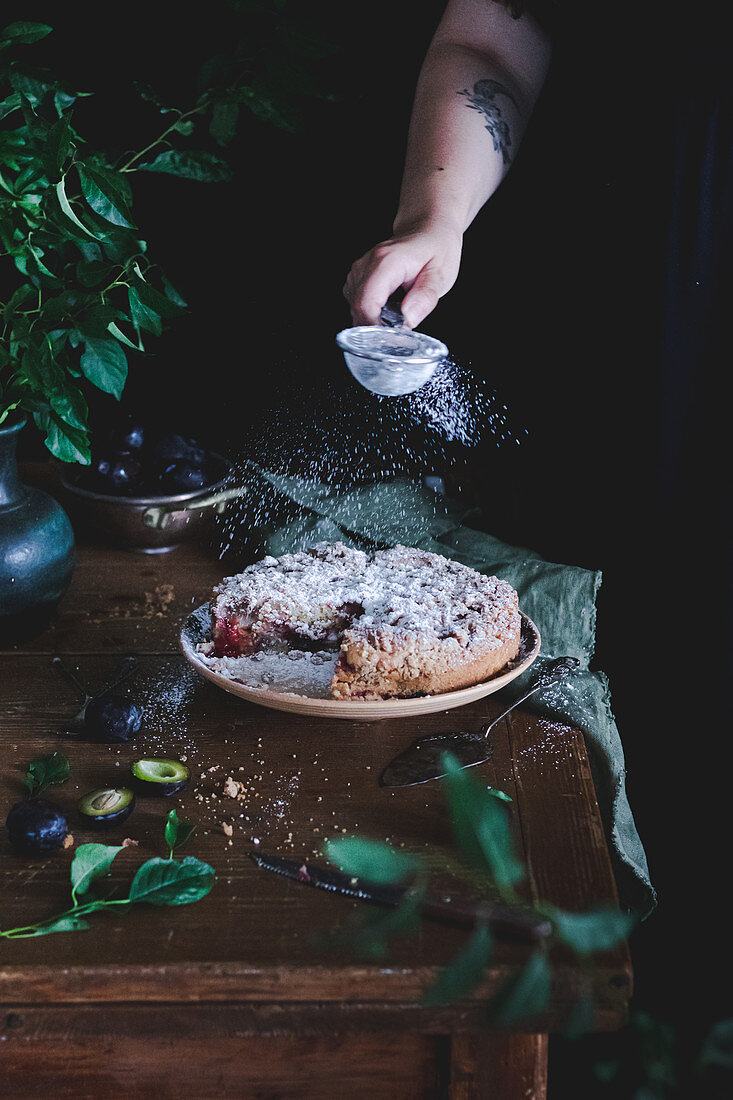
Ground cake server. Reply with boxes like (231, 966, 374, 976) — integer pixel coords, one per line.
(249, 850, 551, 942)
(379, 657, 580, 787)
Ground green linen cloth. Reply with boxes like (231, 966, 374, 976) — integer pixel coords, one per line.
(224, 463, 656, 919)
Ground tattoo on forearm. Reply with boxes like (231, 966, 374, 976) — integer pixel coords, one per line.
(458, 79, 518, 165)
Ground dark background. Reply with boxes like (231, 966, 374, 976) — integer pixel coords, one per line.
(9, 1, 732, 1093)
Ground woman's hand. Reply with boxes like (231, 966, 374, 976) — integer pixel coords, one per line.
(343, 219, 463, 329)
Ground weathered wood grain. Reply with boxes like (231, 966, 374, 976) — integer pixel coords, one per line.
(0, 470, 632, 1096)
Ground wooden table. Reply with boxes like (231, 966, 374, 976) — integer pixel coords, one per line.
(0, 471, 632, 1099)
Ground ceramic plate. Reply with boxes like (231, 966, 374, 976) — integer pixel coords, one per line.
(180, 605, 540, 720)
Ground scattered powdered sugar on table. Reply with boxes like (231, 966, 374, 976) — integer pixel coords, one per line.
(135, 660, 202, 756)
(492, 716, 579, 786)
(514, 717, 578, 775)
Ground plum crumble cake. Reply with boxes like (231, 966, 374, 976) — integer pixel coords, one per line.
(200, 542, 522, 700)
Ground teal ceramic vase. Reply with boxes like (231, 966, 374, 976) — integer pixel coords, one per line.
(0, 416, 75, 644)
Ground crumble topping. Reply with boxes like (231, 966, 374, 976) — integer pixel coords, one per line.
(210, 542, 517, 651)
(201, 542, 521, 700)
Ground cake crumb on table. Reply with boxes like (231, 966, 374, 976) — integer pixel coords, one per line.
(223, 776, 245, 799)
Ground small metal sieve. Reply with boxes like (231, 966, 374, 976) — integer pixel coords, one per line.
(336, 300, 448, 397)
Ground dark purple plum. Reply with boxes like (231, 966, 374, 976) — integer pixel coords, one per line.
(106, 456, 142, 494)
(152, 433, 206, 473)
(84, 697, 143, 743)
(6, 799, 69, 855)
(90, 456, 112, 487)
(158, 460, 209, 494)
(110, 416, 146, 454)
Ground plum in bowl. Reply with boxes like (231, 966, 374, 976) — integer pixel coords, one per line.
(59, 421, 241, 553)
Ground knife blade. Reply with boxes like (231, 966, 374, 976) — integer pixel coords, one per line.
(250, 850, 551, 943)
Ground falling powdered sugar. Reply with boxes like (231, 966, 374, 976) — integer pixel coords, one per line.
(214, 354, 526, 557)
(401, 358, 525, 447)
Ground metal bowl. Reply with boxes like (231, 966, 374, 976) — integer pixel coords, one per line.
(59, 453, 245, 553)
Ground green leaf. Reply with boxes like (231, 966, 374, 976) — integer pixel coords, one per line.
(24, 240, 58, 281)
(78, 164, 134, 228)
(56, 177, 102, 239)
(138, 149, 232, 183)
(563, 993, 596, 1040)
(71, 843, 125, 901)
(422, 923, 493, 1007)
(171, 119, 195, 136)
(164, 808, 180, 852)
(41, 288, 85, 327)
(107, 320, 144, 351)
(0, 129, 31, 169)
(43, 115, 72, 181)
(39, 363, 88, 432)
(325, 836, 420, 885)
(0, 22, 53, 48)
(490, 950, 551, 1027)
(128, 285, 162, 335)
(133, 81, 173, 112)
(20, 914, 91, 937)
(209, 101, 239, 147)
(130, 267, 185, 319)
(34, 406, 91, 464)
(23, 751, 70, 797)
(77, 303, 122, 338)
(164, 808, 195, 855)
(160, 273, 187, 309)
(3, 283, 36, 321)
(440, 753, 524, 889)
(79, 335, 127, 398)
(235, 82, 298, 132)
(698, 1018, 733, 1075)
(128, 856, 215, 906)
(16, 91, 50, 143)
(55, 89, 82, 115)
(97, 229, 147, 266)
(551, 906, 636, 956)
(0, 92, 22, 121)
(75, 258, 111, 287)
(14, 160, 49, 194)
(0, 401, 21, 425)
(487, 787, 513, 803)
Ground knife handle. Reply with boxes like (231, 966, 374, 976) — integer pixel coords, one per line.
(418, 895, 552, 943)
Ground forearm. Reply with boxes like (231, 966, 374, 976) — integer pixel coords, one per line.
(344, 1, 552, 326)
(393, 2, 552, 237)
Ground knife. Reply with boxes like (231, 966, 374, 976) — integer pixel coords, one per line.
(250, 850, 551, 943)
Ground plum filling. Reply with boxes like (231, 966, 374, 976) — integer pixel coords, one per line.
(213, 602, 366, 657)
(212, 617, 256, 658)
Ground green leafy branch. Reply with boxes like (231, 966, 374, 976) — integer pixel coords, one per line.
(178, 0, 340, 142)
(0, 22, 200, 460)
(325, 752, 636, 1032)
(0, 815, 214, 940)
(1, 8, 336, 460)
